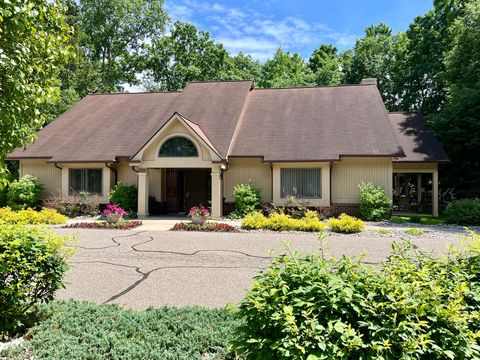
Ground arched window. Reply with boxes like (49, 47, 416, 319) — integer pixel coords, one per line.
(159, 136, 198, 157)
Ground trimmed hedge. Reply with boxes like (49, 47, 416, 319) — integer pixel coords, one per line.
(328, 213, 365, 233)
(0, 207, 68, 225)
(242, 210, 325, 232)
(232, 232, 480, 359)
(444, 199, 480, 226)
(0, 225, 73, 336)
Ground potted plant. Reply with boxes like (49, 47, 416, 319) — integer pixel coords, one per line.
(102, 204, 128, 223)
(189, 204, 210, 224)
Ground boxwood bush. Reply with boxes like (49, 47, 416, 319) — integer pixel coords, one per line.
(443, 199, 480, 226)
(232, 232, 480, 359)
(0, 225, 73, 336)
(6, 175, 43, 210)
(358, 182, 392, 221)
(109, 183, 138, 213)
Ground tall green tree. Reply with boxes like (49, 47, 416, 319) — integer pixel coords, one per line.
(429, 1, 480, 196)
(224, 53, 261, 82)
(259, 48, 315, 88)
(345, 23, 399, 108)
(399, 0, 467, 114)
(144, 21, 231, 91)
(79, 0, 167, 91)
(308, 44, 344, 86)
(0, 0, 73, 179)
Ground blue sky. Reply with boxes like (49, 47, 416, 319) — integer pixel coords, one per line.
(165, 0, 434, 61)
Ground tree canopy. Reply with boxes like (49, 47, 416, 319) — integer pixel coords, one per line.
(0, 0, 73, 179)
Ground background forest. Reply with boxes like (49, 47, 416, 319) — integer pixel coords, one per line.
(4, 0, 480, 197)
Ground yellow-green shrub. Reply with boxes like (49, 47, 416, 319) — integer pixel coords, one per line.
(242, 211, 268, 229)
(0, 207, 68, 225)
(328, 213, 365, 233)
(242, 210, 325, 232)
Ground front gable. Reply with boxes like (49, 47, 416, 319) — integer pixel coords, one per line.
(131, 113, 222, 168)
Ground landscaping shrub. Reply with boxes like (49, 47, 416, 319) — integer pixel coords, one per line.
(171, 222, 238, 232)
(6, 175, 43, 210)
(231, 182, 262, 218)
(443, 199, 480, 226)
(328, 213, 365, 233)
(0, 207, 67, 225)
(0, 225, 73, 336)
(43, 191, 100, 217)
(232, 233, 480, 359)
(1, 300, 241, 359)
(242, 210, 325, 232)
(358, 181, 392, 221)
(64, 220, 142, 230)
(109, 183, 138, 213)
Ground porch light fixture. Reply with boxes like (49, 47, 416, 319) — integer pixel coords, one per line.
(220, 164, 227, 170)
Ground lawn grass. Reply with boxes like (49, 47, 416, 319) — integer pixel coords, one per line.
(1, 300, 240, 360)
(390, 215, 445, 225)
(371, 228, 394, 235)
(404, 227, 425, 236)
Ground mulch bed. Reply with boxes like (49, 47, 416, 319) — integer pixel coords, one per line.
(170, 222, 238, 232)
(63, 220, 142, 230)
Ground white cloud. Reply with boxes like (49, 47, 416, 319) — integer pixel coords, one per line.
(164, 0, 359, 61)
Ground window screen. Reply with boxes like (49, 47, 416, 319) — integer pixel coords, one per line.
(280, 168, 321, 199)
(69, 169, 103, 195)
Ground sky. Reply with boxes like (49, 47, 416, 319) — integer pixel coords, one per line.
(165, 0, 434, 61)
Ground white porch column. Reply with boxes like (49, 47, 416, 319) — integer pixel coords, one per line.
(137, 171, 149, 217)
(432, 168, 439, 217)
(417, 174, 422, 205)
(211, 164, 222, 219)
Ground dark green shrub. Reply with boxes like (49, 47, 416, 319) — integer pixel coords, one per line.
(232, 233, 480, 359)
(6, 175, 43, 210)
(43, 192, 100, 217)
(358, 181, 392, 220)
(0, 225, 73, 336)
(109, 183, 138, 213)
(444, 199, 480, 226)
(231, 182, 262, 217)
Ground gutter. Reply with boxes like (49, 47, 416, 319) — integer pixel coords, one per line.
(105, 162, 118, 185)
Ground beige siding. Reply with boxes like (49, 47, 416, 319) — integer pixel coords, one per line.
(142, 119, 211, 162)
(148, 168, 162, 201)
(20, 160, 62, 198)
(117, 162, 137, 186)
(332, 157, 393, 203)
(224, 158, 272, 202)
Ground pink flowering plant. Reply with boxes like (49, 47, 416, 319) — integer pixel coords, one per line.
(189, 204, 209, 217)
(102, 204, 129, 216)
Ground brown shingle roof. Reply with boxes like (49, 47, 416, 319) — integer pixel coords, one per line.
(229, 84, 404, 161)
(9, 81, 446, 164)
(389, 112, 449, 162)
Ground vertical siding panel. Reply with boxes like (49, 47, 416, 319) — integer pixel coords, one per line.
(332, 157, 392, 203)
(117, 162, 137, 186)
(224, 159, 272, 202)
(20, 160, 62, 198)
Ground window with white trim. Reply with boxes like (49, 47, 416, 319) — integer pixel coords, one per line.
(69, 169, 103, 195)
(280, 168, 322, 199)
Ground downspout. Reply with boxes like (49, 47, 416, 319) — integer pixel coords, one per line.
(329, 162, 333, 207)
(54, 163, 62, 170)
(105, 162, 118, 185)
(270, 163, 274, 205)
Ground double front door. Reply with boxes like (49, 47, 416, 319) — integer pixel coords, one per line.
(166, 169, 211, 213)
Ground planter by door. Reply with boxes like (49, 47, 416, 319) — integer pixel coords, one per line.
(106, 214, 123, 223)
(191, 215, 207, 224)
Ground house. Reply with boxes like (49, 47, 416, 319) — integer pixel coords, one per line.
(7, 79, 448, 218)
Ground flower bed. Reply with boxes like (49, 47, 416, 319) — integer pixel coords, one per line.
(171, 222, 238, 232)
(64, 220, 142, 230)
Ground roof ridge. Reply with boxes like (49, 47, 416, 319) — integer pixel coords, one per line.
(186, 79, 254, 85)
(252, 83, 375, 91)
(86, 91, 182, 96)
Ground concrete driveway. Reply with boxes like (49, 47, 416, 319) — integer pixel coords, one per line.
(55, 228, 466, 309)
